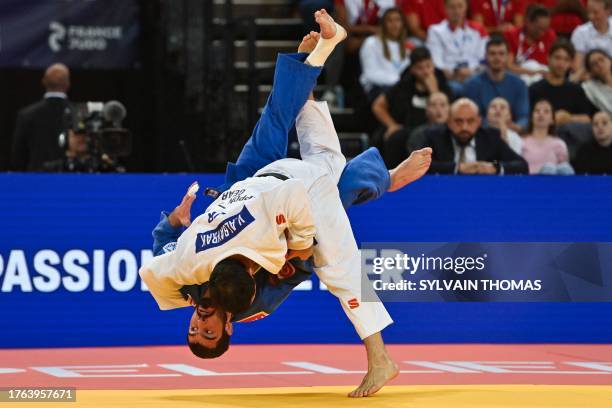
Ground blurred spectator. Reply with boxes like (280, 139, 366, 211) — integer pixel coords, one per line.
(296, 1, 336, 34)
(10, 63, 71, 171)
(573, 111, 612, 173)
(582, 49, 612, 113)
(426, 0, 489, 93)
(505, 4, 557, 84)
(41, 130, 124, 173)
(486, 97, 524, 154)
(521, 99, 574, 174)
(571, 0, 611, 80)
(541, 0, 588, 37)
(323, 0, 395, 106)
(529, 40, 596, 126)
(525, 0, 587, 38)
(359, 7, 413, 101)
(464, 37, 529, 131)
(423, 98, 528, 174)
(407, 92, 451, 153)
(470, 0, 526, 34)
(399, 0, 446, 42)
(335, 0, 395, 51)
(371, 47, 452, 167)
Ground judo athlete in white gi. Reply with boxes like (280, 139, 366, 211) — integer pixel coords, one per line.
(140, 10, 432, 397)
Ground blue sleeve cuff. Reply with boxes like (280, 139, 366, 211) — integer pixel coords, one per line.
(152, 211, 185, 256)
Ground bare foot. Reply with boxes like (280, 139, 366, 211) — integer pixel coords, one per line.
(348, 359, 399, 398)
(388, 147, 432, 192)
(298, 31, 320, 53)
(314, 9, 345, 40)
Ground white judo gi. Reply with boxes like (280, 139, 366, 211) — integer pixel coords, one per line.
(139, 100, 392, 339)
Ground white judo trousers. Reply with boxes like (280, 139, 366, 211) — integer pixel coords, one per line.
(255, 100, 393, 339)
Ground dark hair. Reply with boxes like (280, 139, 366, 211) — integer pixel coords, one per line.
(549, 38, 575, 59)
(209, 258, 255, 314)
(379, 7, 408, 61)
(187, 329, 231, 359)
(486, 36, 508, 52)
(528, 99, 556, 135)
(584, 48, 611, 74)
(526, 4, 550, 22)
(409, 47, 431, 66)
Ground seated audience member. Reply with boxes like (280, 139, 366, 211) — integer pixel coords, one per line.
(524, 1, 587, 37)
(323, 1, 395, 106)
(360, 7, 413, 101)
(335, 0, 395, 51)
(571, 0, 611, 80)
(423, 98, 529, 174)
(522, 99, 574, 174)
(426, 0, 489, 93)
(486, 97, 523, 155)
(464, 36, 529, 131)
(407, 92, 451, 153)
(540, 0, 588, 38)
(398, 0, 446, 43)
(505, 4, 557, 85)
(573, 111, 612, 173)
(582, 49, 612, 113)
(371, 47, 452, 167)
(529, 39, 596, 126)
(470, 0, 526, 35)
(11, 63, 72, 171)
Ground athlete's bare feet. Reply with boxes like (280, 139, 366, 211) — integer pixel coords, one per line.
(348, 356, 399, 398)
(314, 9, 346, 41)
(298, 31, 320, 53)
(388, 147, 433, 192)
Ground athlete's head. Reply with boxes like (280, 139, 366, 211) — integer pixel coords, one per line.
(187, 293, 233, 359)
(209, 258, 256, 315)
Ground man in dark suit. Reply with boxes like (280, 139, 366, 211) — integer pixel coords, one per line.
(424, 98, 528, 175)
(11, 63, 72, 171)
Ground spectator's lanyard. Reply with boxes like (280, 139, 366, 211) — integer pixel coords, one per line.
(491, 0, 508, 26)
(452, 27, 470, 55)
(516, 32, 539, 64)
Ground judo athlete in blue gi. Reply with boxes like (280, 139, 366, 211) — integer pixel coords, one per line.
(140, 10, 432, 398)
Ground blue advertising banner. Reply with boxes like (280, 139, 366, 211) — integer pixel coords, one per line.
(0, 0, 140, 69)
(0, 174, 611, 348)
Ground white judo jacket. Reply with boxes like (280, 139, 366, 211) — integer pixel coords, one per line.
(138, 175, 316, 310)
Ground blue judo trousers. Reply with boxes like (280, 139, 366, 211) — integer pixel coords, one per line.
(152, 53, 390, 322)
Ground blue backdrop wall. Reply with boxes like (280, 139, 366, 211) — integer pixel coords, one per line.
(0, 174, 611, 348)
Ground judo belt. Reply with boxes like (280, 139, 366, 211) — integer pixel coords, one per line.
(256, 172, 289, 181)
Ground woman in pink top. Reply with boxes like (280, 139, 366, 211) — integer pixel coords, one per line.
(522, 99, 575, 175)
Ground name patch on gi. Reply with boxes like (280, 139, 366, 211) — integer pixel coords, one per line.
(195, 206, 255, 253)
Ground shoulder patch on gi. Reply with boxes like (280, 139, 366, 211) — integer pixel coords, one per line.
(162, 241, 177, 253)
(195, 206, 255, 253)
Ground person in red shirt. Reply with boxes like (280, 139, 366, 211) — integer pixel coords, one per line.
(470, 0, 526, 34)
(398, 0, 446, 41)
(525, 0, 587, 37)
(505, 4, 557, 81)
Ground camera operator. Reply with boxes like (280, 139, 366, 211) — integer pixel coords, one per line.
(41, 128, 125, 173)
(41, 100, 130, 173)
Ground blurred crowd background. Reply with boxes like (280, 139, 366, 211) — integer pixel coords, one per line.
(1, 0, 610, 175)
